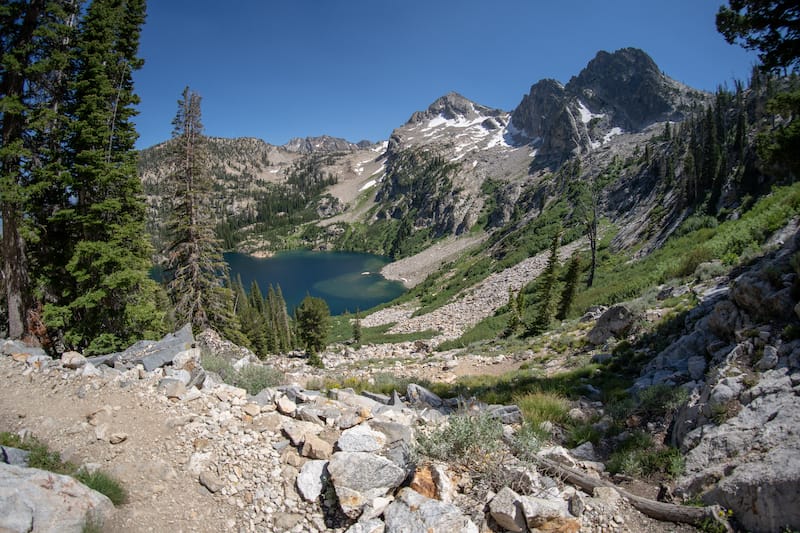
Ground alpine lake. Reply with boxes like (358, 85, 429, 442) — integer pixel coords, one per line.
(224, 250, 407, 315)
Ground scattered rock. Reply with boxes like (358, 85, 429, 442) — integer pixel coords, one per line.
(296, 460, 327, 502)
(61, 351, 86, 369)
(489, 486, 527, 532)
(198, 471, 224, 493)
(587, 304, 635, 345)
(301, 434, 333, 460)
(327, 451, 406, 518)
(337, 423, 386, 452)
(406, 383, 443, 408)
(108, 432, 128, 445)
(0, 446, 30, 467)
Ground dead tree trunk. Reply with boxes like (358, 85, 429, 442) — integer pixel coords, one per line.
(533, 456, 731, 531)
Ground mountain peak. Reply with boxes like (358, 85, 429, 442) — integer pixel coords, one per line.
(282, 135, 362, 154)
(565, 47, 698, 131)
(407, 92, 504, 125)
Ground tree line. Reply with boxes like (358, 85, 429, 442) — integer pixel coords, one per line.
(1, 0, 161, 354)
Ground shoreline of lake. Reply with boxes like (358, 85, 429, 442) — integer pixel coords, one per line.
(224, 250, 406, 315)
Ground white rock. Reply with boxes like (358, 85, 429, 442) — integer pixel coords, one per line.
(296, 460, 327, 502)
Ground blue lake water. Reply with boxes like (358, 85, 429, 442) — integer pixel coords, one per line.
(224, 250, 406, 316)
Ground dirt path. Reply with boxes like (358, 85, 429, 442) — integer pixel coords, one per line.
(0, 359, 230, 532)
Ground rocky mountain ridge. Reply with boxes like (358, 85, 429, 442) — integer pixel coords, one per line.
(138, 47, 712, 256)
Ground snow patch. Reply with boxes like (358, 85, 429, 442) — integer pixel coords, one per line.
(472, 160, 478, 169)
(603, 127, 623, 144)
(359, 179, 377, 192)
(423, 113, 486, 132)
(577, 100, 604, 124)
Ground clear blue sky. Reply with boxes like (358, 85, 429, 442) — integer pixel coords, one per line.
(132, 0, 758, 149)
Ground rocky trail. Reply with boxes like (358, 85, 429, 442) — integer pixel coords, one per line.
(1, 331, 698, 533)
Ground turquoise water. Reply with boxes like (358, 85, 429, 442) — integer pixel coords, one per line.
(224, 250, 406, 315)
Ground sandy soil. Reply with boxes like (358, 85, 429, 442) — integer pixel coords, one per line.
(379, 234, 487, 288)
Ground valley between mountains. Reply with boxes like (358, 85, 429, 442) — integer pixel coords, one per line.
(3, 45, 800, 533)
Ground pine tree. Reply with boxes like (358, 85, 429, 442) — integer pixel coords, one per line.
(568, 162, 600, 287)
(271, 284, 293, 352)
(556, 254, 581, 321)
(717, 0, 800, 73)
(295, 294, 330, 357)
(0, 0, 79, 340)
(42, 0, 164, 354)
(504, 286, 524, 337)
(352, 309, 362, 346)
(163, 86, 239, 341)
(526, 232, 561, 336)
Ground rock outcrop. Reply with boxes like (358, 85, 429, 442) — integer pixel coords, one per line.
(631, 227, 800, 532)
(283, 135, 365, 154)
(0, 463, 114, 533)
(511, 47, 704, 167)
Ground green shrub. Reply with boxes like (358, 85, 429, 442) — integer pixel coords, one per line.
(514, 391, 570, 428)
(568, 423, 602, 447)
(606, 431, 684, 479)
(200, 351, 237, 382)
(200, 352, 284, 394)
(75, 469, 127, 505)
(510, 422, 546, 459)
(676, 215, 719, 236)
(234, 364, 284, 395)
(416, 413, 503, 466)
(637, 384, 689, 418)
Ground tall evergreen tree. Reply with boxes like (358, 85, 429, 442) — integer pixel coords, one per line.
(295, 294, 329, 356)
(0, 0, 79, 340)
(41, 0, 163, 353)
(163, 86, 238, 337)
(526, 232, 561, 336)
(268, 284, 293, 352)
(717, 0, 800, 73)
(556, 254, 581, 321)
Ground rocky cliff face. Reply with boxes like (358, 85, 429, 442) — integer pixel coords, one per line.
(511, 48, 705, 167)
(566, 48, 699, 131)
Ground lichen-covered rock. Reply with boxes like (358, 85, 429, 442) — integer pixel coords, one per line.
(384, 487, 478, 533)
(327, 452, 406, 518)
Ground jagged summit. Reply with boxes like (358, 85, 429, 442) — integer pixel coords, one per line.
(566, 47, 699, 131)
(282, 135, 367, 154)
(511, 47, 706, 166)
(406, 92, 505, 125)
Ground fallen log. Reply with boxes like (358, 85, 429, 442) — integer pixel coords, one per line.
(532, 455, 732, 532)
